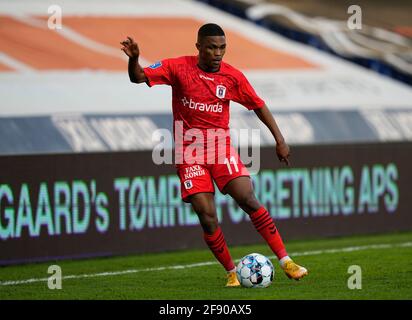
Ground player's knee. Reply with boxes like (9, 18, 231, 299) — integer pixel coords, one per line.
(236, 192, 260, 213)
(196, 207, 219, 234)
(201, 214, 218, 234)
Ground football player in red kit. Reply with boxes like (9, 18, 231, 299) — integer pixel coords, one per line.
(121, 23, 308, 286)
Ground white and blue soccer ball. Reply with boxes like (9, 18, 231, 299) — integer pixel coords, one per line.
(236, 253, 274, 288)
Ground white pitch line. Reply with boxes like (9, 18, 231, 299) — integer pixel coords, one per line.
(282, 241, 412, 257)
(1, 241, 411, 287)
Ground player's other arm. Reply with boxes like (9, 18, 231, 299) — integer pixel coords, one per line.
(120, 36, 148, 84)
(254, 104, 291, 165)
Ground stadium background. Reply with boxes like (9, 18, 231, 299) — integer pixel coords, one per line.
(0, 0, 411, 300)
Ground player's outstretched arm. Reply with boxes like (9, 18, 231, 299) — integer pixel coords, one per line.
(254, 104, 290, 166)
(120, 36, 148, 84)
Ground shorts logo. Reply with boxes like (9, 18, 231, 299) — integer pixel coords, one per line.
(184, 180, 193, 190)
(149, 61, 162, 69)
(216, 85, 226, 99)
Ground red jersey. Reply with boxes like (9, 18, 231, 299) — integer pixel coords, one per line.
(143, 56, 265, 164)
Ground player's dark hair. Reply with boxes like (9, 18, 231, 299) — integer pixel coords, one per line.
(198, 23, 225, 39)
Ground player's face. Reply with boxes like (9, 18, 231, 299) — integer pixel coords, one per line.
(196, 36, 226, 72)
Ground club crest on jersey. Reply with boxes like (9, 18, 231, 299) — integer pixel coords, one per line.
(216, 85, 226, 99)
(184, 180, 193, 190)
(149, 61, 162, 69)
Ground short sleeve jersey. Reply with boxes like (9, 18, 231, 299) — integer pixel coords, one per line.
(144, 56, 264, 125)
(143, 56, 264, 156)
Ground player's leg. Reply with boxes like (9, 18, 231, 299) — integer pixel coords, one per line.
(222, 176, 287, 259)
(176, 164, 239, 286)
(188, 192, 239, 286)
(222, 176, 308, 280)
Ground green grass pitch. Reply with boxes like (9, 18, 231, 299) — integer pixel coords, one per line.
(1, 231, 411, 300)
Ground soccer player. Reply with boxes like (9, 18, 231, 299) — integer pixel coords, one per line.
(120, 23, 308, 286)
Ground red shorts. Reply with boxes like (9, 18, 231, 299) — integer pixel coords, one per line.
(176, 145, 250, 202)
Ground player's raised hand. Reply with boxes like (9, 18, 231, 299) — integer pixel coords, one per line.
(120, 36, 140, 58)
(276, 142, 290, 166)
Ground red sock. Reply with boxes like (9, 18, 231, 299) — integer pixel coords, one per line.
(203, 227, 235, 272)
(250, 207, 288, 259)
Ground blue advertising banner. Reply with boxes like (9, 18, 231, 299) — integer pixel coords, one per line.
(0, 142, 411, 265)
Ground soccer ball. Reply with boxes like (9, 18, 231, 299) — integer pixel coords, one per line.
(236, 253, 274, 288)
